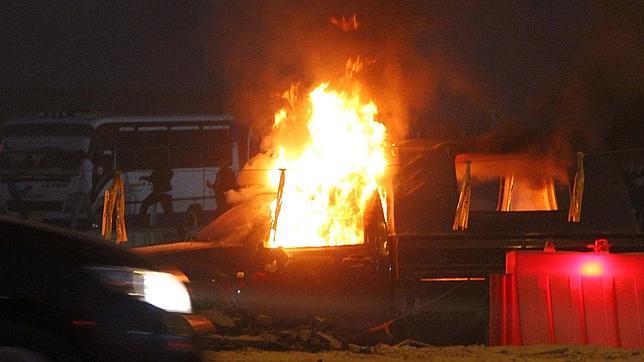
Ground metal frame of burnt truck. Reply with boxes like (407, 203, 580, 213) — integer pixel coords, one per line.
(387, 141, 644, 344)
(133, 140, 644, 345)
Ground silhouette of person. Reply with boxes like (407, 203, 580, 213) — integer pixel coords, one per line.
(92, 149, 113, 200)
(138, 157, 185, 238)
(207, 157, 237, 215)
(69, 150, 94, 228)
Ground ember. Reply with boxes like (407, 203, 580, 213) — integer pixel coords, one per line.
(265, 82, 388, 249)
(329, 14, 359, 32)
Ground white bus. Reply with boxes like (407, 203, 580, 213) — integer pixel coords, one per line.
(0, 113, 254, 228)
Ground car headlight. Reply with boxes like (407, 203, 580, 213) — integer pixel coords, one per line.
(87, 266, 192, 314)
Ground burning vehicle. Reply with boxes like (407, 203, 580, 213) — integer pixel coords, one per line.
(134, 72, 644, 346)
(134, 80, 393, 322)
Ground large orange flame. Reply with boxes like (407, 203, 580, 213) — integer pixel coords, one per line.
(265, 83, 387, 248)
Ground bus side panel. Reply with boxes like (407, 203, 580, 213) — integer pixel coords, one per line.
(171, 167, 217, 215)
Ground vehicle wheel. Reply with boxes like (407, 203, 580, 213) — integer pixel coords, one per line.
(0, 347, 51, 362)
(186, 204, 203, 227)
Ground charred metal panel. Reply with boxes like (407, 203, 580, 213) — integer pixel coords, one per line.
(392, 143, 457, 234)
(581, 154, 640, 232)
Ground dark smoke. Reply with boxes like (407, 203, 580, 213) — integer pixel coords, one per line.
(2, 0, 641, 155)
(210, 0, 444, 141)
(210, 0, 643, 160)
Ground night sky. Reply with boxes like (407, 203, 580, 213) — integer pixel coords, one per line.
(2, 1, 643, 154)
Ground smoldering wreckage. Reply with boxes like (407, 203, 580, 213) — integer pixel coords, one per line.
(121, 80, 644, 352)
(131, 145, 644, 351)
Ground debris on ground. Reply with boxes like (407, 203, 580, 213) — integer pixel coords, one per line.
(198, 307, 348, 351)
(196, 307, 644, 361)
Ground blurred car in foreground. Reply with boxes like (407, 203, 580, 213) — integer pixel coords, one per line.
(0, 216, 200, 362)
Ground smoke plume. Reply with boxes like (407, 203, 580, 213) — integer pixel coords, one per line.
(209, 0, 643, 161)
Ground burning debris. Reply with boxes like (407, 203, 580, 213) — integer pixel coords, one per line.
(330, 14, 359, 32)
(265, 82, 388, 248)
(229, 70, 389, 250)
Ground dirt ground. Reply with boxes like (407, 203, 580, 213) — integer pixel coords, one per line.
(203, 345, 644, 361)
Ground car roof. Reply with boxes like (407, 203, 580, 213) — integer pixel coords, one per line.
(0, 216, 150, 268)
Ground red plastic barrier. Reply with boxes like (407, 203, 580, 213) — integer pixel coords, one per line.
(490, 249, 644, 348)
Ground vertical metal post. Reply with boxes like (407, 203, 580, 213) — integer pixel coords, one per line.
(269, 169, 287, 245)
(453, 161, 472, 230)
(568, 152, 585, 222)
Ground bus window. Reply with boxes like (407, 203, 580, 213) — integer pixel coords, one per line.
(137, 147, 166, 169)
(113, 127, 140, 171)
(168, 129, 204, 168)
(165, 127, 233, 168)
(140, 128, 169, 169)
(169, 128, 202, 147)
(116, 150, 137, 171)
(169, 146, 201, 169)
(141, 127, 169, 150)
(201, 127, 232, 167)
(203, 144, 232, 167)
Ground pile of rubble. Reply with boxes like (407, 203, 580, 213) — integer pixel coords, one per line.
(198, 308, 349, 351)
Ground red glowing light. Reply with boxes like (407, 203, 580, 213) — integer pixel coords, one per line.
(580, 261, 603, 276)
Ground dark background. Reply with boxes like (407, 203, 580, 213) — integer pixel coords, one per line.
(2, 1, 642, 156)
